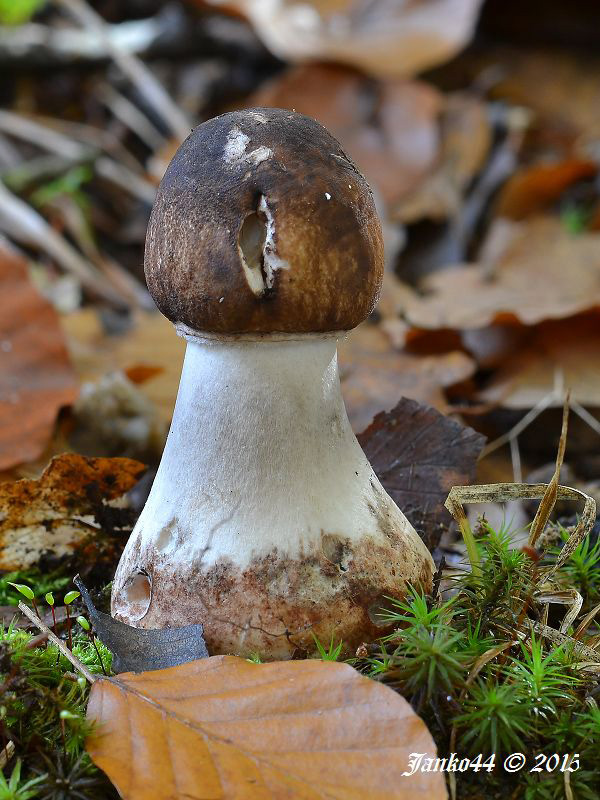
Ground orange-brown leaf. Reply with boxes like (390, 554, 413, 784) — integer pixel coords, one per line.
(86, 655, 447, 800)
(0, 243, 78, 470)
(497, 160, 598, 220)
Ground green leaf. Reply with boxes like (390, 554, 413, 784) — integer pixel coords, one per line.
(64, 591, 80, 606)
(7, 583, 34, 601)
(44, 592, 54, 606)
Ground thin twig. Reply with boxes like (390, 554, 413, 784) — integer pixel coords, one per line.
(0, 110, 156, 204)
(0, 180, 126, 307)
(54, 0, 191, 141)
(0, 740, 15, 771)
(17, 602, 96, 684)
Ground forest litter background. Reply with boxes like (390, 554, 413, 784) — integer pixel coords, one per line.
(1, 1, 600, 798)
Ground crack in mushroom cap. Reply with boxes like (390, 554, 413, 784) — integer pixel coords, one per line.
(145, 108, 384, 333)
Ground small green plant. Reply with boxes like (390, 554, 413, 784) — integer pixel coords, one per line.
(312, 632, 343, 661)
(7, 583, 39, 618)
(0, 569, 70, 607)
(0, 760, 44, 800)
(385, 623, 469, 703)
(554, 527, 600, 608)
(354, 522, 600, 797)
(508, 636, 577, 722)
(457, 680, 531, 755)
(246, 652, 263, 664)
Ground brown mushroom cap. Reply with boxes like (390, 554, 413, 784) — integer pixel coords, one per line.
(145, 107, 384, 334)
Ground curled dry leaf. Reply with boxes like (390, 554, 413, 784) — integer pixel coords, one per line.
(358, 397, 485, 548)
(0, 453, 146, 570)
(204, 0, 483, 79)
(0, 241, 78, 471)
(75, 577, 208, 674)
(250, 63, 442, 212)
(339, 323, 475, 433)
(86, 655, 447, 800)
(402, 217, 600, 330)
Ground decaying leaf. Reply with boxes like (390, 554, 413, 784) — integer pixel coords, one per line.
(204, 0, 483, 79)
(496, 160, 598, 220)
(393, 91, 492, 224)
(359, 398, 485, 548)
(0, 240, 78, 471)
(476, 313, 600, 408)
(0, 453, 145, 570)
(87, 655, 447, 800)
(401, 217, 600, 330)
(251, 64, 442, 212)
(339, 323, 475, 433)
(75, 577, 208, 673)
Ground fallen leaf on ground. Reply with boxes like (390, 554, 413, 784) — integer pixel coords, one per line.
(339, 323, 475, 432)
(401, 216, 600, 330)
(62, 309, 184, 425)
(487, 47, 600, 146)
(204, 0, 483, 79)
(76, 577, 208, 674)
(496, 160, 598, 220)
(358, 397, 485, 549)
(250, 64, 442, 212)
(393, 91, 492, 223)
(87, 655, 447, 800)
(476, 313, 600, 409)
(0, 453, 145, 570)
(0, 241, 78, 471)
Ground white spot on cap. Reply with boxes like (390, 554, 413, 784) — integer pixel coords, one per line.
(1, 340, 12, 352)
(219, 297, 225, 303)
(223, 126, 272, 168)
(325, 192, 331, 200)
(260, 196, 289, 288)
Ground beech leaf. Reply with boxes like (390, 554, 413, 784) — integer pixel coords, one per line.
(86, 655, 447, 799)
(359, 397, 486, 549)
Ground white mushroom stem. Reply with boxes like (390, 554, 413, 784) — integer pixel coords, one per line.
(114, 330, 432, 625)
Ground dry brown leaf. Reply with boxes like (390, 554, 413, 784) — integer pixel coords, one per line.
(475, 314, 600, 409)
(62, 309, 184, 425)
(496, 160, 598, 220)
(487, 48, 600, 146)
(339, 323, 475, 433)
(203, 0, 483, 79)
(393, 92, 492, 223)
(0, 241, 78, 471)
(0, 453, 145, 570)
(358, 397, 485, 548)
(402, 217, 600, 330)
(87, 654, 447, 800)
(250, 64, 442, 211)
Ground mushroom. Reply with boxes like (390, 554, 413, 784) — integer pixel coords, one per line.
(111, 108, 435, 658)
